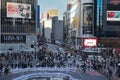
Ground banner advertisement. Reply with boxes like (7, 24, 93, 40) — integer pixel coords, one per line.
(7, 2, 31, 19)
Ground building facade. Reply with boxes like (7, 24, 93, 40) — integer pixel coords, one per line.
(94, 0, 103, 37)
(94, 0, 120, 47)
(103, 0, 120, 37)
(64, 0, 95, 50)
(0, 0, 38, 53)
(94, 0, 120, 37)
(51, 16, 63, 43)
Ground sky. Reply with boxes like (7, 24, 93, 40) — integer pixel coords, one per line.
(38, 0, 67, 20)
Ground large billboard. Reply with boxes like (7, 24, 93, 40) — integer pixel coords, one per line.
(1, 0, 36, 34)
(7, 2, 31, 19)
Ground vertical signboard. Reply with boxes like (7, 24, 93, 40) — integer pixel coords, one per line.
(83, 3, 93, 34)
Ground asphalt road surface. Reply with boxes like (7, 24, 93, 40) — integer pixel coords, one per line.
(0, 68, 108, 80)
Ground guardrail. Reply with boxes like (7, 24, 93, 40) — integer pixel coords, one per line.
(12, 68, 80, 80)
(11, 67, 77, 74)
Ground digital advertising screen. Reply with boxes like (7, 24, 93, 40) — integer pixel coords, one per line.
(107, 11, 120, 21)
(1, 0, 36, 34)
(82, 38, 98, 48)
(7, 2, 31, 19)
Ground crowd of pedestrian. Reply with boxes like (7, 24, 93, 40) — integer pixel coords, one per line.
(0, 44, 120, 80)
(0, 44, 87, 76)
(88, 54, 120, 80)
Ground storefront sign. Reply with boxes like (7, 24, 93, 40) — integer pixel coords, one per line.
(1, 35, 26, 43)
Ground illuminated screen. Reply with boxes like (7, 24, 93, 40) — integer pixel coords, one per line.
(107, 11, 120, 21)
(82, 38, 98, 48)
(7, 2, 31, 19)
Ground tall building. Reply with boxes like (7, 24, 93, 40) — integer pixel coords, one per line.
(0, 0, 38, 53)
(64, 0, 95, 50)
(51, 16, 63, 43)
(94, 0, 120, 37)
(41, 9, 59, 42)
(94, 0, 120, 47)
(103, 0, 120, 37)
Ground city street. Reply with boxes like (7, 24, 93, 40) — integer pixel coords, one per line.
(0, 43, 109, 80)
(0, 0, 120, 80)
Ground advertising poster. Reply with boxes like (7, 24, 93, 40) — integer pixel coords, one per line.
(83, 5, 93, 26)
(7, 2, 31, 19)
(83, 5, 93, 34)
(1, 1, 36, 34)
